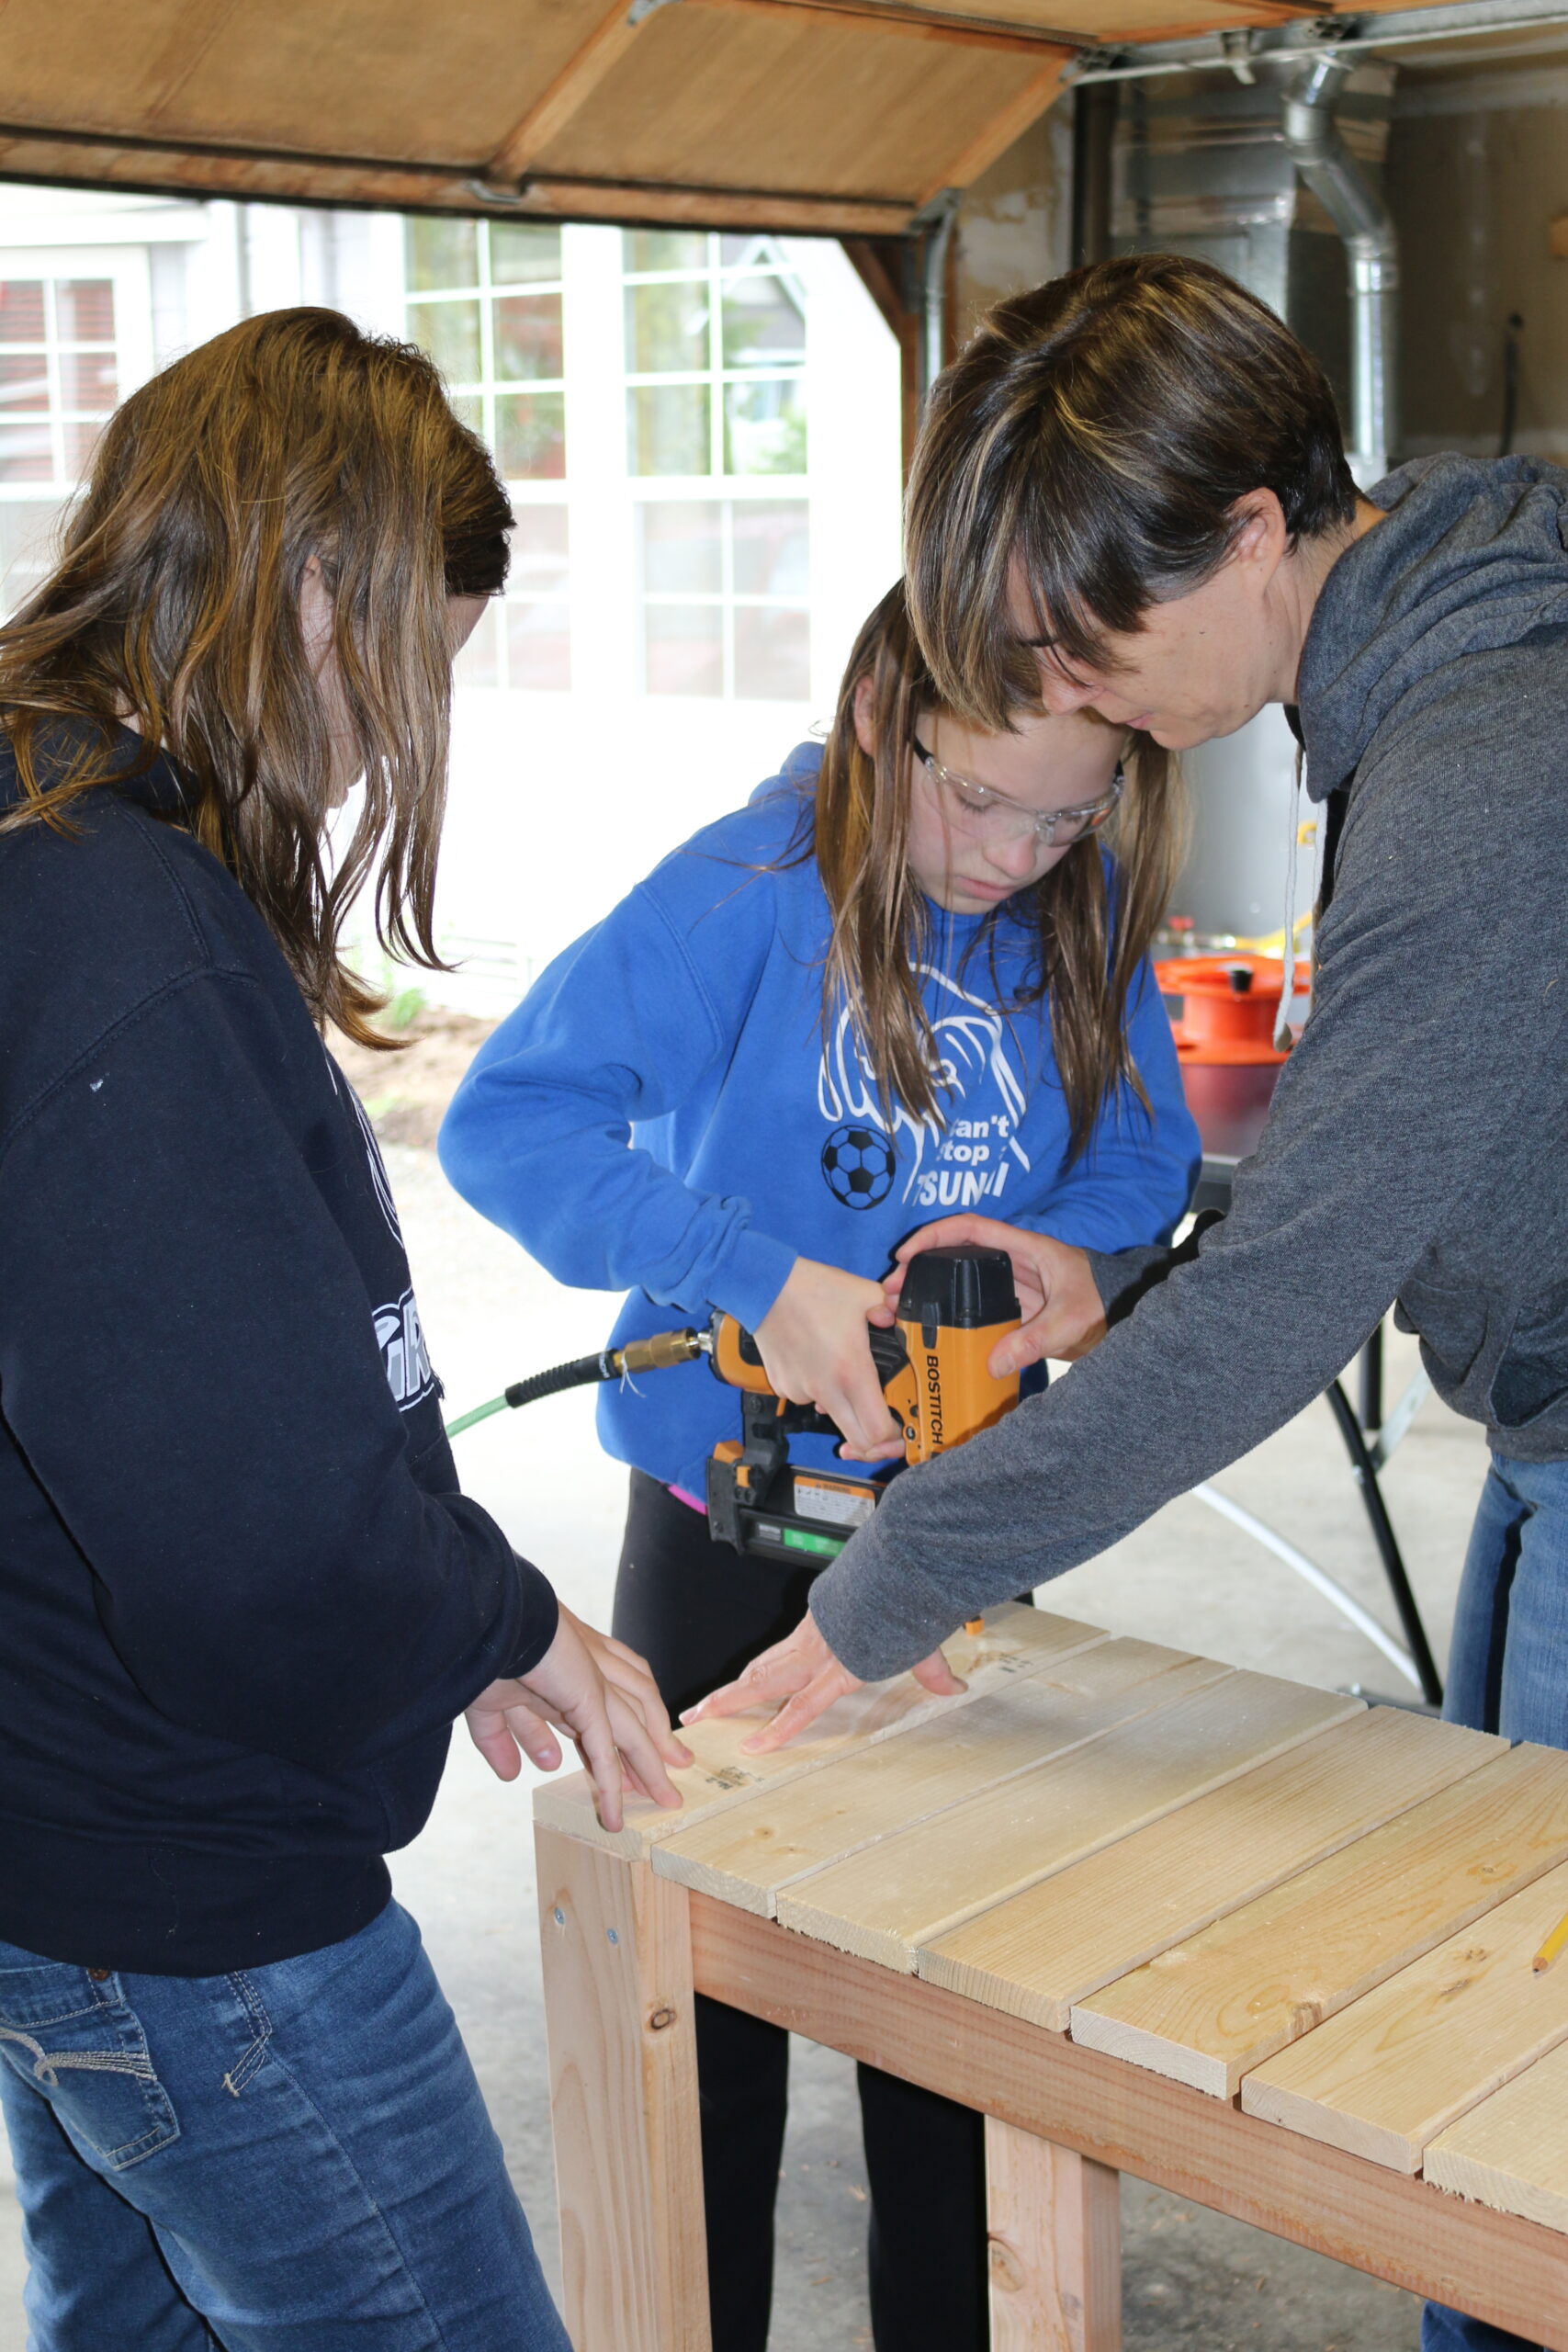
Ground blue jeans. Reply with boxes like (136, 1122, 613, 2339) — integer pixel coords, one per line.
(1423, 1451, 1568, 2352)
(0, 1899, 570, 2352)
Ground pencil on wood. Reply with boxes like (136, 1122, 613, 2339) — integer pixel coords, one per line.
(1530, 1904, 1568, 1974)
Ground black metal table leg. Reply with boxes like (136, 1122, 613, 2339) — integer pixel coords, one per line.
(1325, 1378, 1444, 1706)
(1359, 1320, 1384, 1436)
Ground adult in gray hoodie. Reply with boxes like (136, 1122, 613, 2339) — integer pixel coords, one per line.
(689, 254, 1568, 2352)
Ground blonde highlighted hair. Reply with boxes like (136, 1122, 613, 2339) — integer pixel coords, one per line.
(0, 307, 512, 1045)
(801, 582, 1186, 1160)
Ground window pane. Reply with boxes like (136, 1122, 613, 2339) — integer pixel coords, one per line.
(456, 602, 501, 687)
(0, 423, 54, 481)
(491, 221, 562, 285)
(734, 605, 809, 700)
(0, 282, 45, 344)
(496, 390, 566, 480)
(724, 377, 805, 476)
(65, 420, 106, 477)
(412, 300, 482, 387)
(628, 383, 709, 478)
(732, 500, 808, 597)
(0, 499, 60, 610)
(0, 354, 49, 413)
(450, 391, 485, 439)
(406, 216, 478, 293)
(509, 505, 569, 596)
(719, 233, 782, 270)
(57, 281, 116, 342)
(722, 274, 805, 368)
(625, 281, 708, 376)
(625, 230, 707, 274)
(61, 350, 118, 411)
(640, 501, 721, 595)
(507, 599, 570, 691)
(495, 292, 563, 383)
(645, 604, 722, 696)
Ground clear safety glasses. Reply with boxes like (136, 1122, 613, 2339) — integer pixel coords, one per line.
(911, 737, 1124, 849)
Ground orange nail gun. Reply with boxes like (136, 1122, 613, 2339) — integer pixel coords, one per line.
(704, 1243, 1022, 1566)
(445, 1242, 1023, 1575)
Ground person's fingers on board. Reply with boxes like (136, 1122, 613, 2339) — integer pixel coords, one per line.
(572, 1706, 626, 1835)
(739, 1664, 858, 1753)
(681, 1622, 825, 1724)
(604, 1689, 683, 1810)
(909, 1646, 966, 1697)
(583, 1633, 694, 1767)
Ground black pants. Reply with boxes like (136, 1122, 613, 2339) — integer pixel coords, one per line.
(613, 1469, 989, 2352)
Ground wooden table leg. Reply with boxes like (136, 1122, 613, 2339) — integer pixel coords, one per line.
(986, 2115, 1122, 2352)
(536, 1825, 712, 2352)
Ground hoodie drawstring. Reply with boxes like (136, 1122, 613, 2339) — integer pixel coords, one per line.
(1276, 743, 1306, 1051)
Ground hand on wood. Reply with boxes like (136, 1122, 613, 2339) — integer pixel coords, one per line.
(466, 1604, 692, 1833)
(882, 1215, 1107, 1370)
(681, 1608, 964, 1754)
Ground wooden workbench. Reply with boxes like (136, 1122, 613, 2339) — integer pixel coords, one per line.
(532, 1603, 1568, 2350)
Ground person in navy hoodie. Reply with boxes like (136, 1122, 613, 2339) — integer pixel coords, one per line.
(438, 580, 1200, 2352)
(0, 307, 684, 2352)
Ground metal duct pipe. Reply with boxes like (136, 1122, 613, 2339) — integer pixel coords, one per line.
(1280, 52, 1399, 482)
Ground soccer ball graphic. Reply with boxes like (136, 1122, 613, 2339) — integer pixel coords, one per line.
(820, 1123, 896, 1210)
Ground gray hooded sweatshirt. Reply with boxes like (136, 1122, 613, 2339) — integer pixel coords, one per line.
(812, 453, 1568, 1684)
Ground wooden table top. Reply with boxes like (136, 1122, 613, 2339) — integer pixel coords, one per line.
(534, 1601, 1568, 2245)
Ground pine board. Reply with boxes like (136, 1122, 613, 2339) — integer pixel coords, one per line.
(652, 1638, 1231, 1916)
(775, 1672, 1362, 1973)
(1242, 1850, 1568, 2172)
(1074, 1741, 1568, 2096)
(530, 1602, 1106, 1859)
(1425, 2034, 1568, 2234)
(919, 1707, 1501, 2030)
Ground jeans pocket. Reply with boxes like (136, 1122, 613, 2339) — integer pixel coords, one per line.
(0, 1960, 179, 2170)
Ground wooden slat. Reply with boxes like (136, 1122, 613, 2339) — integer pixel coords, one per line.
(653, 1639, 1231, 1915)
(986, 2120, 1122, 2351)
(921, 1708, 1502, 2031)
(486, 0, 645, 186)
(532, 1601, 1106, 1859)
(536, 1826, 710, 2352)
(916, 51, 1070, 205)
(690, 1897, 1568, 2348)
(776, 1672, 1362, 1972)
(1242, 1852, 1568, 2173)
(526, 6, 1074, 202)
(0, 130, 919, 232)
(1073, 1742, 1568, 2097)
(1426, 2035, 1568, 2234)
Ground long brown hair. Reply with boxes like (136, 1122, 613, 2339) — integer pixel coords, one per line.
(906, 254, 1357, 726)
(808, 583, 1185, 1160)
(0, 307, 511, 1045)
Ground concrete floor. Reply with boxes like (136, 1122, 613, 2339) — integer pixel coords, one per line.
(0, 1140, 1494, 2349)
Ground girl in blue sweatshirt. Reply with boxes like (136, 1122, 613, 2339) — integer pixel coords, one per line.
(439, 581, 1199, 2352)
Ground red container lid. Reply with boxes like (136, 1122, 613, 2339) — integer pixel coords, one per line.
(1156, 954, 1306, 1068)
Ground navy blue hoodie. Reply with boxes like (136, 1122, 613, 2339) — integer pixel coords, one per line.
(0, 729, 557, 1974)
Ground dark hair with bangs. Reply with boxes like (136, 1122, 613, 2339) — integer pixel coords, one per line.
(905, 254, 1358, 729)
(0, 307, 512, 1046)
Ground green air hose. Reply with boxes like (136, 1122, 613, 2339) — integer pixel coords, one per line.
(444, 1327, 705, 1441)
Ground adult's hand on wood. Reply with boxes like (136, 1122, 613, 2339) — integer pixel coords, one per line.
(466, 1604, 692, 1833)
(882, 1215, 1107, 1371)
(682, 1610, 964, 1755)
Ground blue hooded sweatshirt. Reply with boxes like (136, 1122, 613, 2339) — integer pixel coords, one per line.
(439, 744, 1199, 1503)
